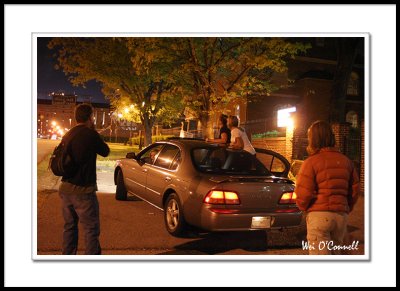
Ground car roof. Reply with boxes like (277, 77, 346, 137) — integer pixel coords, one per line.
(155, 138, 219, 149)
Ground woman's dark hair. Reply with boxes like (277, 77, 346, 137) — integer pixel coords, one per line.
(307, 120, 336, 155)
(74, 103, 93, 123)
(219, 114, 228, 126)
(228, 115, 239, 127)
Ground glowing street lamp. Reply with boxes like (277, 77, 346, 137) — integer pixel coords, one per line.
(277, 107, 296, 128)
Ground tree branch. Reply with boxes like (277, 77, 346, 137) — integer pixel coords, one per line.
(226, 65, 251, 93)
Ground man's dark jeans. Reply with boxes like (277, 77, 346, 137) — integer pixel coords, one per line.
(59, 192, 101, 255)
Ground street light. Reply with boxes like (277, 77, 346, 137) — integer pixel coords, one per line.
(277, 107, 296, 128)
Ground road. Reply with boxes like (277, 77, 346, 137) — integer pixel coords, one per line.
(36, 139, 365, 256)
(37, 192, 365, 256)
(37, 191, 305, 255)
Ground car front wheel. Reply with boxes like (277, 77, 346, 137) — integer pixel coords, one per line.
(164, 193, 187, 236)
(115, 170, 127, 201)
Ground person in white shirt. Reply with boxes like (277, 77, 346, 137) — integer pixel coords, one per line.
(227, 115, 256, 155)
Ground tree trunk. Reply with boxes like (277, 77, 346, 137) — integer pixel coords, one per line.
(142, 114, 154, 146)
(330, 38, 361, 123)
(200, 113, 213, 139)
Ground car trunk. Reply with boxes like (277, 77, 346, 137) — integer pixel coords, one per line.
(212, 176, 295, 212)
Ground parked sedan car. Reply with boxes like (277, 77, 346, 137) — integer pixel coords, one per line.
(114, 138, 302, 236)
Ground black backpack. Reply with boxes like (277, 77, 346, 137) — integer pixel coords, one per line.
(48, 127, 80, 178)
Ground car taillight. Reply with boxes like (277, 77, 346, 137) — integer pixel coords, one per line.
(204, 190, 240, 205)
(279, 191, 297, 204)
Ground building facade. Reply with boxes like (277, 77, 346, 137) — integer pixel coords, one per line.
(37, 93, 112, 138)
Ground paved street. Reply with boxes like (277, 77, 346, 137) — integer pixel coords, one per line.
(37, 191, 365, 256)
(37, 191, 301, 255)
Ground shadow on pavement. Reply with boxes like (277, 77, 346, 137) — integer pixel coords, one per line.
(157, 229, 305, 255)
(158, 231, 269, 255)
(127, 195, 143, 201)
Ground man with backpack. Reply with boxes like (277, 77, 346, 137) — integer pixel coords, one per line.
(58, 103, 110, 255)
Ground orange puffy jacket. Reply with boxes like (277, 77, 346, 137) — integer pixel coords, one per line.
(294, 148, 360, 213)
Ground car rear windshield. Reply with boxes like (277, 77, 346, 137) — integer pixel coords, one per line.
(191, 147, 271, 176)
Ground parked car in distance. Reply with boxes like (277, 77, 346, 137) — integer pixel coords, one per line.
(114, 138, 302, 237)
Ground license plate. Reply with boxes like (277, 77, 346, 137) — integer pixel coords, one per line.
(251, 216, 271, 229)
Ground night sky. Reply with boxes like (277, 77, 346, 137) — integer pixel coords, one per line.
(37, 37, 108, 104)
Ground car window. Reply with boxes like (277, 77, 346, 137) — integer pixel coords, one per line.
(255, 149, 290, 177)
(170, 152, 181, 170)
(192, 147, 271, 176)
(154, 144, 180, 169)
(138, 144, 164, 164)
(257, 153, 286, 173)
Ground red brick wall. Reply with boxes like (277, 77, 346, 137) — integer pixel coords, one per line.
(360, 120, 365, 194)
(292, 126, 308, 160)
(331, 122, 363, 194)
(331, 122, 350, 154)
(252, 137, 289, 161)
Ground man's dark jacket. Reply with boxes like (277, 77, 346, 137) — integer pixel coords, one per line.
(62, 124, 110, 187)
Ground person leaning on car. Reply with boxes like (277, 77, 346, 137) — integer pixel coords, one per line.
(58, 103, 110, 255)
(206, 113, 231, 146)
(294, 120, 360, 255)
(227, 115, 256, 155)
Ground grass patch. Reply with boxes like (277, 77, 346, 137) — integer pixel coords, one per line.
(37, 142, 140, 206)
(37, 154, 60, 208)
(37, 153, 60, 191)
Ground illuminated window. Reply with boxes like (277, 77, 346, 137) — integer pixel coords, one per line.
(346, 111, 358, 128)
(347, 72, 359, 96)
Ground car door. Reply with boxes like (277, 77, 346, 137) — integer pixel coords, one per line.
(125, 144, 164, 199)
(122, 157, 147, 198)
(145, 144, 181, 208)
(255, 148, 290, 177)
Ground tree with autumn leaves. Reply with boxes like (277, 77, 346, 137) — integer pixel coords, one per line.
(48, 37, 309, 146)
(174, 37, 309, 137)
(48, 37, 184, 146)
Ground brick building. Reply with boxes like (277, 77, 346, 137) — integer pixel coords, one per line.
(37, 93, 112, 137)
(227, 38, 364, 140)
(37, 93, 113, 134)
(208, 37, 365, 191)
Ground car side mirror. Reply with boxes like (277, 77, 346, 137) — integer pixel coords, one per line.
(126, 152, 136, 159)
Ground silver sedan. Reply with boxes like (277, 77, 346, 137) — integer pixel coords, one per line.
(114, 138, 302, 236)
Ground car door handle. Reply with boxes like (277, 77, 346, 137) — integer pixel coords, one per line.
(165, 177, 172, 182)
(143, 169, 148, 173)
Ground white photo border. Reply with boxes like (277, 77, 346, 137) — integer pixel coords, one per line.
(5, 4, 396, 287)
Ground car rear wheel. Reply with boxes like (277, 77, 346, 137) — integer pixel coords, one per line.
(115, 170, 127, 201)
(164, 193, 187, 236)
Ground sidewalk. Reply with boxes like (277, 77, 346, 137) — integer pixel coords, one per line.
(96, 171, 116, 194)
(44, 169, 115, 194)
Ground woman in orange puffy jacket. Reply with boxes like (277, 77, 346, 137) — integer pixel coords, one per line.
(295, 120, 360, 255)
